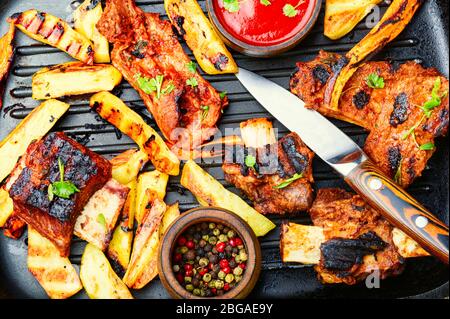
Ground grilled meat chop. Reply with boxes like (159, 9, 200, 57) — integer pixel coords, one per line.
(310, 188, 404, 285)
(7, 132, 111, 256)
(290, 51, 449, 187)
(223, 132, 314, 215)
(97, 0, 226, 154)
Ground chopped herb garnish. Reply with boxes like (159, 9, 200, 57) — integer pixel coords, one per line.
(420, 77, 447, 117)
(219, 91, 227, 100)
(48, 158, 80, 201)
(137, 75, 174, 99)
(97, 213, 107, 228)
(394, 160, 402, 184)
(274, 173, 303, 189)
(161, 82, 175, 95)
(419, 142, 435, 151)
(260, 0, 271, 6)
(186, 77, 198, 88)
(402, 114, 426, 140)
(366, 73, 385, 89)
(244, 154, 256, 169)
(283, 1, 305, 18)
(186, 61, 197, 73)
(223, 0, 240, 13)
(201, 105, 210, 120)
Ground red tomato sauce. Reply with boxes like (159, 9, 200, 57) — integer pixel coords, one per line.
(213, 0, 315, 46)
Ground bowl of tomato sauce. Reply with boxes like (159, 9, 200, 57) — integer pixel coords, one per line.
(207, 0, 322, 57)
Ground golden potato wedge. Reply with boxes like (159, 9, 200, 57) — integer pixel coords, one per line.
(73, 0, 110, 63)
(107, 180, 137, 277)
(325, 0, 422, 110)
(8, 10, 94, 64)
(135, 170, 169, 225)
(280, 222, 325, 264)
(0, 188, 14, 228)
(111, 149, 148, 185)
(0, 23, 15, 111)
(90, 91, 180, 176)
(28, 227, 82, 299)
(240, 118, 276, 148)
(0, 99, 70, 183)
(324, 0, 383, 40)
(123, 199, 166, 289)
(80, 243, 133, 299)
(160, 202, 180, 236)
(32, 62, 122, 100)
(74, 179, 129, 251)
(180, 160, 276, 237)
(165, 0, 237, 74)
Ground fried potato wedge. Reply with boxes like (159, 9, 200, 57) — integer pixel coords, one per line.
(32, 62, 122, 100)
(73, 0, 110, 63)
(135, 170, 169, 225)
(80, 243, 133, 299)
(280, 222, 429, 264)
(123, 199, 166, 289)
(0, 23, 15, 111)
(8, 10, 94, 64)
(280, 222, 325, 264)
(90, 91, 180, 176)
(324, 0, 382, 40)
(28, 227, 82, 299)
(74, 179, 129, 251)
(0, 188, 14, 228)
(165, 0, 237, 74)
(181, 160, 275, 236)
(160, 202, 180, 236)
(240, 118, 276, 148)
(0, 99, 70, 183)
(325, 0, 423, 110)
(111, 149, 148, 185)
(107, 180, 137, 277)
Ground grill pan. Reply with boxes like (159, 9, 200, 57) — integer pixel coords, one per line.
(0, 0, 448, 299)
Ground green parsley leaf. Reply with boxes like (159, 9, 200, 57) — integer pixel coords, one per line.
(48, 158, 80, 200)
(162, 82, 175, 95)
(186, 77, 198, 88)
(366, 73, 385, 89)
(186, 61, 197, 73)
(420, 77, 446, 118)
(260, 0, 271, 6)
(97, 213, 107, 228)
(201, 105, 210, 120)
(419, 142, 435, 151)
(137, 75, 164, 98)
(283, 4, 298, 18)
(274, 173, 303, 189)
(219, 91, 227, 100)
(244, 154, 256, 169)
(394, 160, 402, 184)
(223, 0, 240, 13)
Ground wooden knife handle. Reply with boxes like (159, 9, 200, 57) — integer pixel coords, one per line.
(345, 160, 449, 264)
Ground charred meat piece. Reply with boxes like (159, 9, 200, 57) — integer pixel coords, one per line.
(310, 188, 404, 285)
(97, 0, 226, 153)
(223, 132, 314, 215)
(290, 51, 449, 187)
(8, 132, 111, 256)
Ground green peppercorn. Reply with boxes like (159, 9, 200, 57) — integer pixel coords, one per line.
(208, 236, 217, 245)
(235, 255, 241, 263)
(225, 274, 234, 283)
(238, 245, 244, 250)
(185, 276, 192, 283)
(213, 228, 220, 236)
(218, 270, 226, 280)
(233, 266, 243, 276)
(203, 273, 212, 283)
(202, 234, 209, 241)
(180, 246, 188, 254)
(239, 251, 248, 262)
(173, 265, 180, 272)
(199, 257, 209, 267)
(235, 275, 242, 283)
(186, 284, 194, 291)
(227, 230, 235, 238)
(209, 223, 216, 229)
(208, 280, 216, 289)
(193, 288, 201, 296)
(200, 289, 206, 297)
(215, 280, 224, 289)
(218, 234, 228, 242)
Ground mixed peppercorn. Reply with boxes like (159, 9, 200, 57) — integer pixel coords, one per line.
(172, 222, 248, 297)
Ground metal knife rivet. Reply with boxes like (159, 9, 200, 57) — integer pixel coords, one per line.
(415, 216, 429, 228)
(368, 177, 383, 191)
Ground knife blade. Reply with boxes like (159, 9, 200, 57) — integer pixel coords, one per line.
(236, 67, 449, 263)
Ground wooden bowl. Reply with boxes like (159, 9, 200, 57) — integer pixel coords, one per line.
(206, 0, 322, 58)
(158, 207, 261, 299)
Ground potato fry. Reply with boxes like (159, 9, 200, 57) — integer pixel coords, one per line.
(111, 149, 148, 185)
(160, 202, 180, 236)
(0, 188, 13, 228)
(0, 23, 15, 111)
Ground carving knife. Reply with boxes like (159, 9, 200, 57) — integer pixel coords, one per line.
(235, 67, 449, 263)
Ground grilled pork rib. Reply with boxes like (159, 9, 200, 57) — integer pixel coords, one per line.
(310, 188, 405, 285)
(290, 51, 449, 187)
(8, 132, 111, 256)
(223, 132, 314, 215)
(97, 0, 226, 154)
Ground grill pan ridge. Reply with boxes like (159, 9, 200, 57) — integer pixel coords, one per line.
(0, 0, 448, 299)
